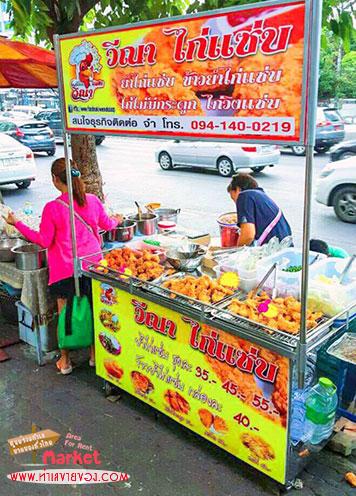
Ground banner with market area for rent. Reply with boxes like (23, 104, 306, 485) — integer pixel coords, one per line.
(92, 281, 291, 484)
(57, 0, 308, 144)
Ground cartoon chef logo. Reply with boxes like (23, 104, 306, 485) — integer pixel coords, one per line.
(69, 40, 104, 102)
(100, 284, 118, 306)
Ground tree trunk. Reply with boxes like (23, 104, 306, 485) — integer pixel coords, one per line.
(45, 2, 105, 202)
(71, 135, 104, 201)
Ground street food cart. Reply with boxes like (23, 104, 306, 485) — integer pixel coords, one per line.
(54, 0, 356, 487)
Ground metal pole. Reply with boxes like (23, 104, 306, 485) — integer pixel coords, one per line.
(53, 35, 80, 297)
(63, 135, 80, 296)
(298, 0, 323, 389)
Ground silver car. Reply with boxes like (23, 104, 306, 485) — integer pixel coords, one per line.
(0, 133, 36, 189)
(155, 140, 280, 177)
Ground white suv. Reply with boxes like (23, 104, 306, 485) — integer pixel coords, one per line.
(315, 157, 356, 223)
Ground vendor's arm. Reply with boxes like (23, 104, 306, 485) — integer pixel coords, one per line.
(13, 204, 56, 248)
(238, 223, 256, 247)
(95, 197, 121, 231)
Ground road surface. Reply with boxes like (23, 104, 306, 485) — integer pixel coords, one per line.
(1, 137, 355, 254)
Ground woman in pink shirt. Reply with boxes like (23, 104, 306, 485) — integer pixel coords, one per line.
(5, 158, 121, 375)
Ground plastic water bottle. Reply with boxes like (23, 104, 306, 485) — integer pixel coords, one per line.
(305, 377, 338, 445)
(290, 388, 309, 445)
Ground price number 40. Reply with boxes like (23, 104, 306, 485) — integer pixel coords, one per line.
(233, 413, 250, 428)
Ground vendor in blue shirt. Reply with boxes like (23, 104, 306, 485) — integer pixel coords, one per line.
(227, 173, 292, 247)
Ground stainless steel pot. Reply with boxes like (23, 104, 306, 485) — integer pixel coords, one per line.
(103, 220, 136, 243)
(12, 244, 47, 271)
(154, 208, 180, 224)
(128, 213, 157, 236)
(0, 238, 26, 263)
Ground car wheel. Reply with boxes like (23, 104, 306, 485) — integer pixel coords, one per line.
(47, 149, 56, 156)
(333, 186, 356, 223)
(159, 152, 173, 170)
(291, 146, 306, 156)
(338, 151, 356, 161)
(250, 166, 266, 174)
(315, 146, 329, 154)
(16, 180, 31, 189)
(217, 157, 233, 177)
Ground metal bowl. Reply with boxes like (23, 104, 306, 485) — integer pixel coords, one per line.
(166, 248, 205, 272)
(177, 243, 207, 260)
(0, 238, 26, 263)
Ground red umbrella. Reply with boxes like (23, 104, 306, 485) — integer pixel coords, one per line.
(0, 37, 57, 88)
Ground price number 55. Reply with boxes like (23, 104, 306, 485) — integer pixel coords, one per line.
(252, 394, 270, 411)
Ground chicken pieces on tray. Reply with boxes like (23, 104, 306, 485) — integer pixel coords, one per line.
(228, 291, 323, 335)
(104, 247, 164, 281)
(162, 275, 233, 304)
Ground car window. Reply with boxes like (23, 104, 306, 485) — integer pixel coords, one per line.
(0, 121, 15, 132)
(324, 110, 342, 122)
(35, 112, 47, 120)
(20, 122, 48, 129)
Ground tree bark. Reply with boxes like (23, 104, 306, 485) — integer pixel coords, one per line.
(71, 135, 104, 202)
(45, 0, 105, 201)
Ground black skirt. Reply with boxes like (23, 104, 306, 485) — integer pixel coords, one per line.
(49, 276, 92, 301)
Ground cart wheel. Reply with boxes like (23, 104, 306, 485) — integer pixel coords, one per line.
(285, 478, 304, 491)
(103, 380, 120, 398)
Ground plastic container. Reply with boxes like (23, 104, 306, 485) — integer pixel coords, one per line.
(214, 265, 257, 293)
(218, 225, 239, 247)
(217, 213, 239, 248)
(290, 388, 310, 445)
(305, 377, 338, 445)
(255, 249, 326, 298)
(158, 220, 177, 233)
(16, 301, 58, 352)
(308, 257, 356, 318)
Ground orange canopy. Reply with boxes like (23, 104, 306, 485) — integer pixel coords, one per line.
(0, 37, 57, 88)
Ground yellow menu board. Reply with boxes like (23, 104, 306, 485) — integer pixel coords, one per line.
(92, 280, 290, 483)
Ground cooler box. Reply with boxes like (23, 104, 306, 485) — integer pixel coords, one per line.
(16, 302, 58, 352)
(317, 317, 356, 407)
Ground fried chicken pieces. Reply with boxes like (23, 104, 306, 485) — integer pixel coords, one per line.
(162, 275, 233, 303)
(164, 390, 190, 414)
(241, 433, 275, 462)
(104, 248, 164, 281)
(228, 291, 323, 335)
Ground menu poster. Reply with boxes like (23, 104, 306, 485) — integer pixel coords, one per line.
(92, 281, 290, 483)
(58, 1, 307, 143)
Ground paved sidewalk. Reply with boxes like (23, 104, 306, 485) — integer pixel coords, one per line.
(0, 320, 355, 496)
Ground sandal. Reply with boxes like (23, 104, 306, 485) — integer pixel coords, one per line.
(56, 358, 73, 375)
